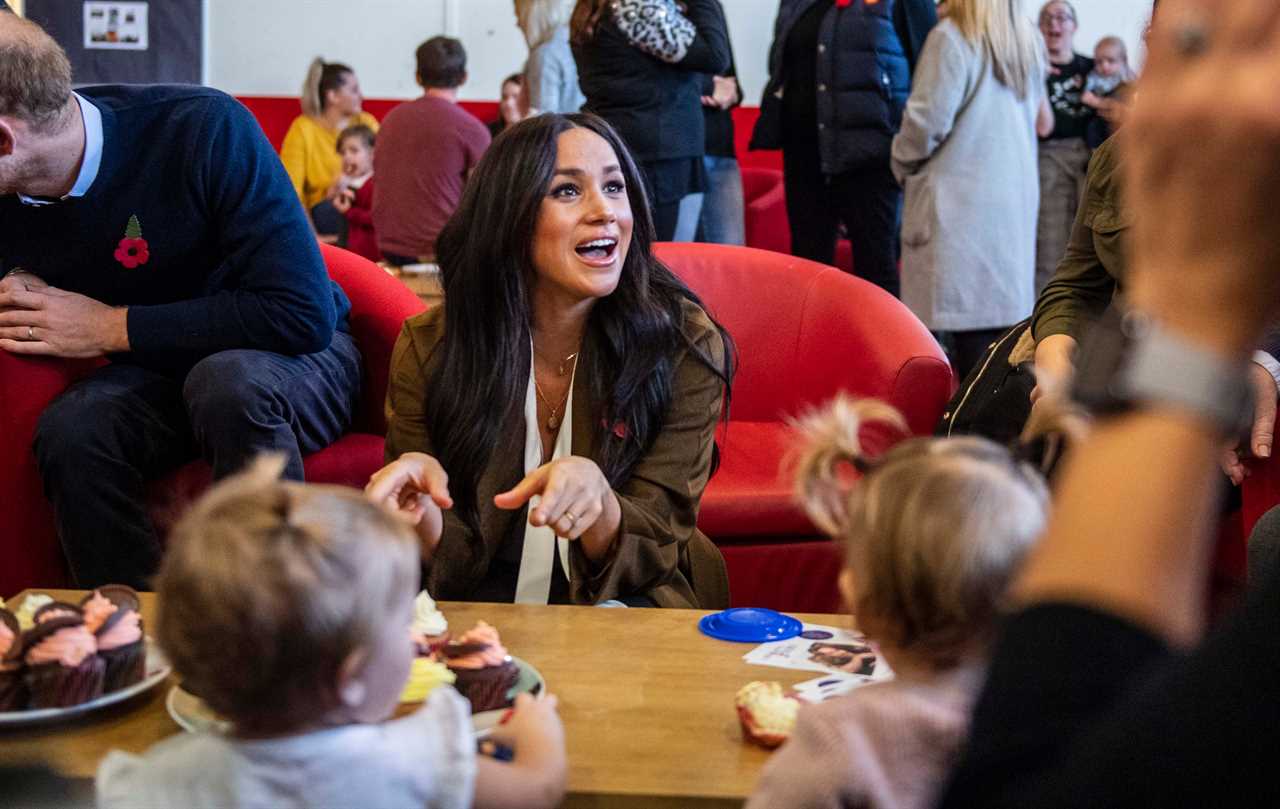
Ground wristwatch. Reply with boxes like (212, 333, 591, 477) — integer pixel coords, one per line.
(1070, 304, 1254, 438)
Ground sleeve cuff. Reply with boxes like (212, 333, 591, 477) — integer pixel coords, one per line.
(1253, 351, 1280, 394)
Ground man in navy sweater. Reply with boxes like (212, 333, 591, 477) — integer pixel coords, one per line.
(0, 15, 361, 588)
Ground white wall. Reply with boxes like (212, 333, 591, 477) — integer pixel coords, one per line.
(207, 0, 1154, 103)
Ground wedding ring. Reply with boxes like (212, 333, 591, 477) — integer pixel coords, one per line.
(1173, 20, 1210, 58)
(564, 511, 578, 525)
(27, 326, 34, 341)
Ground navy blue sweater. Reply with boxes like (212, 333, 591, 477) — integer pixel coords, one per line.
(0, 85, 349, 371)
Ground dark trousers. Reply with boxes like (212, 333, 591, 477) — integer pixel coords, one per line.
(32, 333, 362, 589)
(944, 327, 1008, 381)
(783, 144, 902, 297)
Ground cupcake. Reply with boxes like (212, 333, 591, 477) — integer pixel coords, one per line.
(398, 657, 457, 704)
(441, 622, 518, 712)
(0, 609, 26, 711)
(23, 616, 104, 708)
(735, 681, 800, 749)
(14, 594, 53, 630)
(409, 590, 449, 655)
(81, 587, 145, 693)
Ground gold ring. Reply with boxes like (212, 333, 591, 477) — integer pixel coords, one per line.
(564, 511, 578, 525)
(27, 326, 34, 341)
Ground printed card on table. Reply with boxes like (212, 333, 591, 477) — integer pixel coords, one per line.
(743, 623, 895, 682)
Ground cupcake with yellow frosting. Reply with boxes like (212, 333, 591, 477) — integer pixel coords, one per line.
(398, 657, 456, 704)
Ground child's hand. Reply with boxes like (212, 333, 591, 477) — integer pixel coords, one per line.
(333, 189, 354, 214)
(487, 692, 564, 753)
(1081, 90, 1102, 109)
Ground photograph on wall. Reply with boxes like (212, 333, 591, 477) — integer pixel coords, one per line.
(84, 1, 148, 50)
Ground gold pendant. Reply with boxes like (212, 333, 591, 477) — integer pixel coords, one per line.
(547, 413, 559, 431)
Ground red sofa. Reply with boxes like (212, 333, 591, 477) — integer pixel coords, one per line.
(0, 245, 424, 596)
(742, 167, 789, 255)
(655, 243, 955, 612)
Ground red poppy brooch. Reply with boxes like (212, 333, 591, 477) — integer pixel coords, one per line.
(114, 215, 150, 269)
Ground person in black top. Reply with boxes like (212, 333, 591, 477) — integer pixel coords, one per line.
(937, 3, 1280, 805)
(571, 0, 731, 242)
(751, 0, 936, 298)
(697, 46, 744, 245)
(1035, 0, 1096, 294)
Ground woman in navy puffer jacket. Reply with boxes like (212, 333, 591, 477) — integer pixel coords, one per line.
(752, 0, 937, 297)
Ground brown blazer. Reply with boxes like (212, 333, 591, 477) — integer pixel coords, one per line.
(384, 300, 730, 609)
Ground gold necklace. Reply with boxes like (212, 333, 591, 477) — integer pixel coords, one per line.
(533, 354, 578, 431)
(534, 346, 580, 377)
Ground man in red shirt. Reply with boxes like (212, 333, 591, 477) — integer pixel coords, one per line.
(373, 37, 491, 264)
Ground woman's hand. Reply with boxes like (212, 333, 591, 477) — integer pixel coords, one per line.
(1031, 333, 1078, 403)
(494, 457, 622, 556)
(365, 452, 453, 553)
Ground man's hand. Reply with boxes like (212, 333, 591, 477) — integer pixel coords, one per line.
(0, 284, 128, 357)
(1222, 361, 1278, 485)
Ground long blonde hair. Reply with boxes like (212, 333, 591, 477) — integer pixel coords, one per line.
(949, 0, 1046, 99)
(791, 396, 1048, 667)
(515, 0, 575, 50)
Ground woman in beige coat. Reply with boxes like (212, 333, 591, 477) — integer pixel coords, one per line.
(892, 0, 1045, 377)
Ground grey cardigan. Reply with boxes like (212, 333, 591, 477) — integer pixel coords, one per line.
(526, 26, 585, 114)
(891, 20, 1043, 332)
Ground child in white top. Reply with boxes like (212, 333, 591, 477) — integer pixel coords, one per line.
(96, 456, 566, 809)
(746, 397, 1049, 809)
(1083, 35, 1136, 146)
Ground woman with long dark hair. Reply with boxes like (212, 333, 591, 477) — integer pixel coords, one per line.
(366, 113, 734, 608)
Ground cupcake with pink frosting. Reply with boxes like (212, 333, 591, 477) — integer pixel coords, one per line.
(0, 608, 25, 711)
(22, 616, 104, 708)
(80, 586, 145, 692)
(441, 621, 518, 712)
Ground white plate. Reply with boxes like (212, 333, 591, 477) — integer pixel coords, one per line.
(167, 656, 544, 737)
(0, 638, 171, 727)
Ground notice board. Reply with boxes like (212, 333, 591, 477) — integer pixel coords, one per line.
(26, 0, 202, 84)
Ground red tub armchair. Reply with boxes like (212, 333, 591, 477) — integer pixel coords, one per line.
(0, 245, 424, 595)
(654, 243, 954, 612)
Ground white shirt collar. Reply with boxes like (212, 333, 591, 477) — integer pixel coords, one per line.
(18, 92, 103, 206)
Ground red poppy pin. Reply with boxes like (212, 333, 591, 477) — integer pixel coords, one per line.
(836, 0, 854, 7)
(113, 215, 150, 269)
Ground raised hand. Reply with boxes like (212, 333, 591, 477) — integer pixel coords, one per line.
(365, 452, 453, 552)
(493, 456, 618, 542)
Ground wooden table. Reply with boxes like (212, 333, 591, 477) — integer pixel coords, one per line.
(0, 590, 848, 808)
(382, 264, 443, 308)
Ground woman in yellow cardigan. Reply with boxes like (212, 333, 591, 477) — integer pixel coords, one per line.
(279, 58, 378, 242)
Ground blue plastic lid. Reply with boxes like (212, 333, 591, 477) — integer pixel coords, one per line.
(698, 608, 802, 643)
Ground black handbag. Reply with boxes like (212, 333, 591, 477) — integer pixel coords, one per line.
(936, 319, 1036, 444)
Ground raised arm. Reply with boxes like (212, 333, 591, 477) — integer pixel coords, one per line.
(940, 1, 1280, 803)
